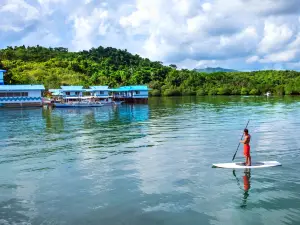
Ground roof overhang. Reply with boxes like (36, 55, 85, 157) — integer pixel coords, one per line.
(0, 85, 45, 91)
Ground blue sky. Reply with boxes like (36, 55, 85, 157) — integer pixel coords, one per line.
(1, 0, 300, 70)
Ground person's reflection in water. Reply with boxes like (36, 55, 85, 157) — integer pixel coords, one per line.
(233, 169, 251, 209)
(241, 168, 251, 208)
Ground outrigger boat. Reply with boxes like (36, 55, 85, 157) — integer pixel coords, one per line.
(53, 97, 124, 108)
(54, 101, 104, 108)
(99, 97, 124, 106)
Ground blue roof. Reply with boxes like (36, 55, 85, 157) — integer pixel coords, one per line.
(61, 86, 84, 91)
(0, 85, 45, 91)
(0, 70, 6, 72)
(89, 86, 109, 90)
(52, 85, 150, 92)
(110, 85, 150, 92)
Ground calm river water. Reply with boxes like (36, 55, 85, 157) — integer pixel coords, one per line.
(1, 96, 300, 225)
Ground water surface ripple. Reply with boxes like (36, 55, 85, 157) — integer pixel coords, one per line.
(0, 96, 300, 225)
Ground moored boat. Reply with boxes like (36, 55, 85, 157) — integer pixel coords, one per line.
(54, 101, 104, 108)
(100, 98, 124, 106)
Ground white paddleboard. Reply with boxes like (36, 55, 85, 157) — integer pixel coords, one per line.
(212, 161, 282, 169)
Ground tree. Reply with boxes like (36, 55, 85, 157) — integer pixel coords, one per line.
(169, 64, 177, 69)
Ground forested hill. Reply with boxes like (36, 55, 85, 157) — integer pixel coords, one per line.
(0, 45, 168, 88)
(0, 45, 300, 96)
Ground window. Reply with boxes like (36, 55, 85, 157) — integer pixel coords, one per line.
(135, 91, 140, 95)
(0, 92, 28, 97)
(65, 92, 70, 95)
(100, 91, 104, 95)
(75, 92, 80, 95)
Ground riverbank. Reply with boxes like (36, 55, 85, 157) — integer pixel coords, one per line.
(149, 91, 300, 97)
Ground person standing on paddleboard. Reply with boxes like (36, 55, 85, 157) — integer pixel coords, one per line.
(240, 129, 251, 166)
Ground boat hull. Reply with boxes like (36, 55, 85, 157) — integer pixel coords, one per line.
(54, 103, 104, 108)
(101, 101, 124, 106)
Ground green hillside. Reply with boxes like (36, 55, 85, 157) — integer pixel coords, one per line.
(1, 45, 300, 96)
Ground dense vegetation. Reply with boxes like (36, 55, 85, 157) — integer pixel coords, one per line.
(1, 45, 300, 96)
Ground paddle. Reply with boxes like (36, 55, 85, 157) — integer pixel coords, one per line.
(232, 170, 243, 190)
(232, 119, 250, 161)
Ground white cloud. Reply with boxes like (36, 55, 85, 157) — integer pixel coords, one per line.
(202, 2, 212, 12)
(0, 0, 40, 32)
(288, 33, 300, 48)
(258, 21, 294, 54)
(246, 56, 260, 63)
(260, 49, 299, 63)
(0, 25, 23, 32)
(1, 0, 300, 70)
(219, 27, 258, 52)
(15, 28, 61, 47)
(37, 0, 68, 15)
(70, 8, 110, 50)
(0, 0, 39, 21)
(213, 0, 300, 17)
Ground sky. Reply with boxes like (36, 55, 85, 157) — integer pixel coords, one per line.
(1, 0, 300, 71)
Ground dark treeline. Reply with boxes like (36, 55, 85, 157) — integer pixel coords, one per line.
(1, 45, 300, 96)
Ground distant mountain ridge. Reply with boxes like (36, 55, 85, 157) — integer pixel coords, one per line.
(194, 67, 237, 73)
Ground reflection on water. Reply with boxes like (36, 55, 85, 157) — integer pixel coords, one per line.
(1, 96, 300, 225)
(233, 169, 251, 209)
(242, 169, 251, 208)
(44, 104, 150, 129)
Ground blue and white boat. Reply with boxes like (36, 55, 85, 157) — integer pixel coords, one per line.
(54, 101, 104, 108)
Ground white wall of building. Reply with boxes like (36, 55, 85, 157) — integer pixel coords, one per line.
(28, 90, 42, 97)
(64, 91, 83, 96)
(0, 90, 43, 103)
(94, 91, 109, 97)
(132, 90, 148, 98)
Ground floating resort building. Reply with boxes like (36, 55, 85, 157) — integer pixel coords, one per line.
(60, 86, 84, 99)
(49, 85, 150, 104)
(0, 70, 45, 107)
(88, 86, 110, 100)
(0, 68, 150, 108)
(110, 85, 150, 103)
